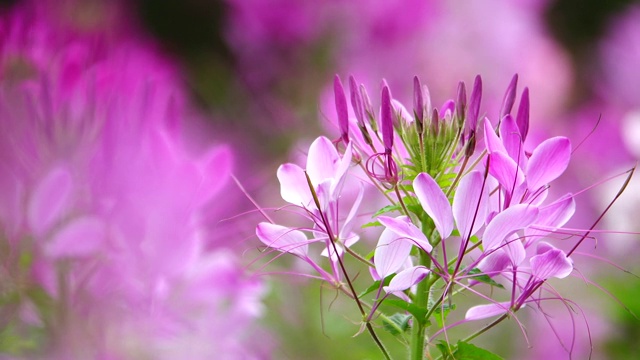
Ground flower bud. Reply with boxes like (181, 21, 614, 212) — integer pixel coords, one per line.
(500, 74, 518, 120)
(516, 87, 530, 141)
(468, 75, 483, 132)
(455, 80, 467, 125)
(334, 75, 349, 144)
(381, 85, 394, 152)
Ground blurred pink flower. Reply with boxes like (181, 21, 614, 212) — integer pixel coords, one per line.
(0, 2, 266, 359)
(598, 5, 640, 109)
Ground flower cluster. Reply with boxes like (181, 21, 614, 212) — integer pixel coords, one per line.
(0, 2, 265, 359)
(256, 74, 608, 359)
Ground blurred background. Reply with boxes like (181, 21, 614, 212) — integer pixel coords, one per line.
(1, 0, 640, 358)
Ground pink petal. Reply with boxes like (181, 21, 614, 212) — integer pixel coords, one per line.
(484, 118, 507, 154)
(503, 234, 526, 266)
(525, 194, 575, 247)
(488, 152, 525, 193)
(499, 115, 526, 169)
(256, 223, 309, 258)
(378, 216, 432, 252)
(306, 136, 340, 185)
(196, 145, 233, 203)
(330, 141, 352, 198)
(530, 244, 572, 280)
(483, 204, 539, 251)
(374, 228, 412, 278)
(277, 163, 312, 206)
(465, 301, 512, 321)
(340, 185, 364, 238)
(476, 251, 510, 279)
(45, 216, 106, 258)
(28, 166, 73, 236)
(384, 266, 430, 293)
(453, 171, 488, 238)
(526, 137, 571, 191)
(413, 173, 454, 239)
(391, 99, 413, 124)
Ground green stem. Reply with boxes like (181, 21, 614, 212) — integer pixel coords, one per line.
(410, 239, 433, 360)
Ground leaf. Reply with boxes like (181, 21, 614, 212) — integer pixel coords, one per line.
(358, 274, 394, 299)
(451, 341, 504, 360)
(382, 313, 412, 336)
(384, 298, 428, 325)
(374, 205, 402, 217)
(362, 220, 381, 229)
(468, 268, 505, 289)
(434, 303, 456, 328)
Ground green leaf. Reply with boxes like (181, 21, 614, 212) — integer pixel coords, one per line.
(362, 220, 381, 229)
(467, 268, 505, 289)
(374, 205, 402, 217)
(381, 313, 412, 336)
(384, 299, 428, 326)
(433, 303, 456, 328)
(438, 341, 504, 360)
(358, 274, 394, 299)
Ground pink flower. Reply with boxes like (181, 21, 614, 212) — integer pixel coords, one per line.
(0, 4, 265, 358)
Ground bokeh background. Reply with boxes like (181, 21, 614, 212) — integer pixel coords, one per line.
(1, 0, 640, 359)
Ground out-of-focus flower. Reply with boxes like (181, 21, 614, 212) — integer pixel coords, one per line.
(0, 2, 265, 359)
(598, 5, 640, 110)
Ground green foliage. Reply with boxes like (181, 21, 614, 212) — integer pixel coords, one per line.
(433, 303, 456, 328)
(362, 220, 381, 228)
(437, 341, 505, 360)
(384, 299, 429, 326)
(467, 268, 505, 289)
(358, 275, 394, 299)
(374, 204, 403, 217)
(382, 313, 412, 336)
(0, 324, 45, 355)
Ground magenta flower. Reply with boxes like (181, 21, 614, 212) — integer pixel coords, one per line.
(0, 3, 265, 358)
(256, 73, 630, 360)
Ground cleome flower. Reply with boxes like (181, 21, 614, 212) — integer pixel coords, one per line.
(0, 2, 265, 358)
(256, 72, 631, 360)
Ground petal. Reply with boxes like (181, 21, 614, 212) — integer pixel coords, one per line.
(499, 115, 526, 169)
(526, 137, 571, 191)
(28, 166, 73, 236)
(374, 228, 412, 278)
(45, 216, 106, 258)
(525, 194, 575, 247)
(413, 173, 454, 239)
(476, 251, 510, 279)
(196, 145, 233, 203)
(453, 170, 488, 238)
(483, 204, 539, 251)
(484, 118, 507, 154)
(503, 234, 526, 266)
(256, 223, 309, 258)
(530, 245, 572, 280)
(392, 99, 414, 124)
(339, 185, 364, 238)
(277, 163, 312, 206)
(465, 301, 512, 321)
(378, 216, 432, 252)
(330, 141, 353, 198)
(306, 136, 340, 185)
(384, 266, 430, 293)
(488, 152, 525, 193)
